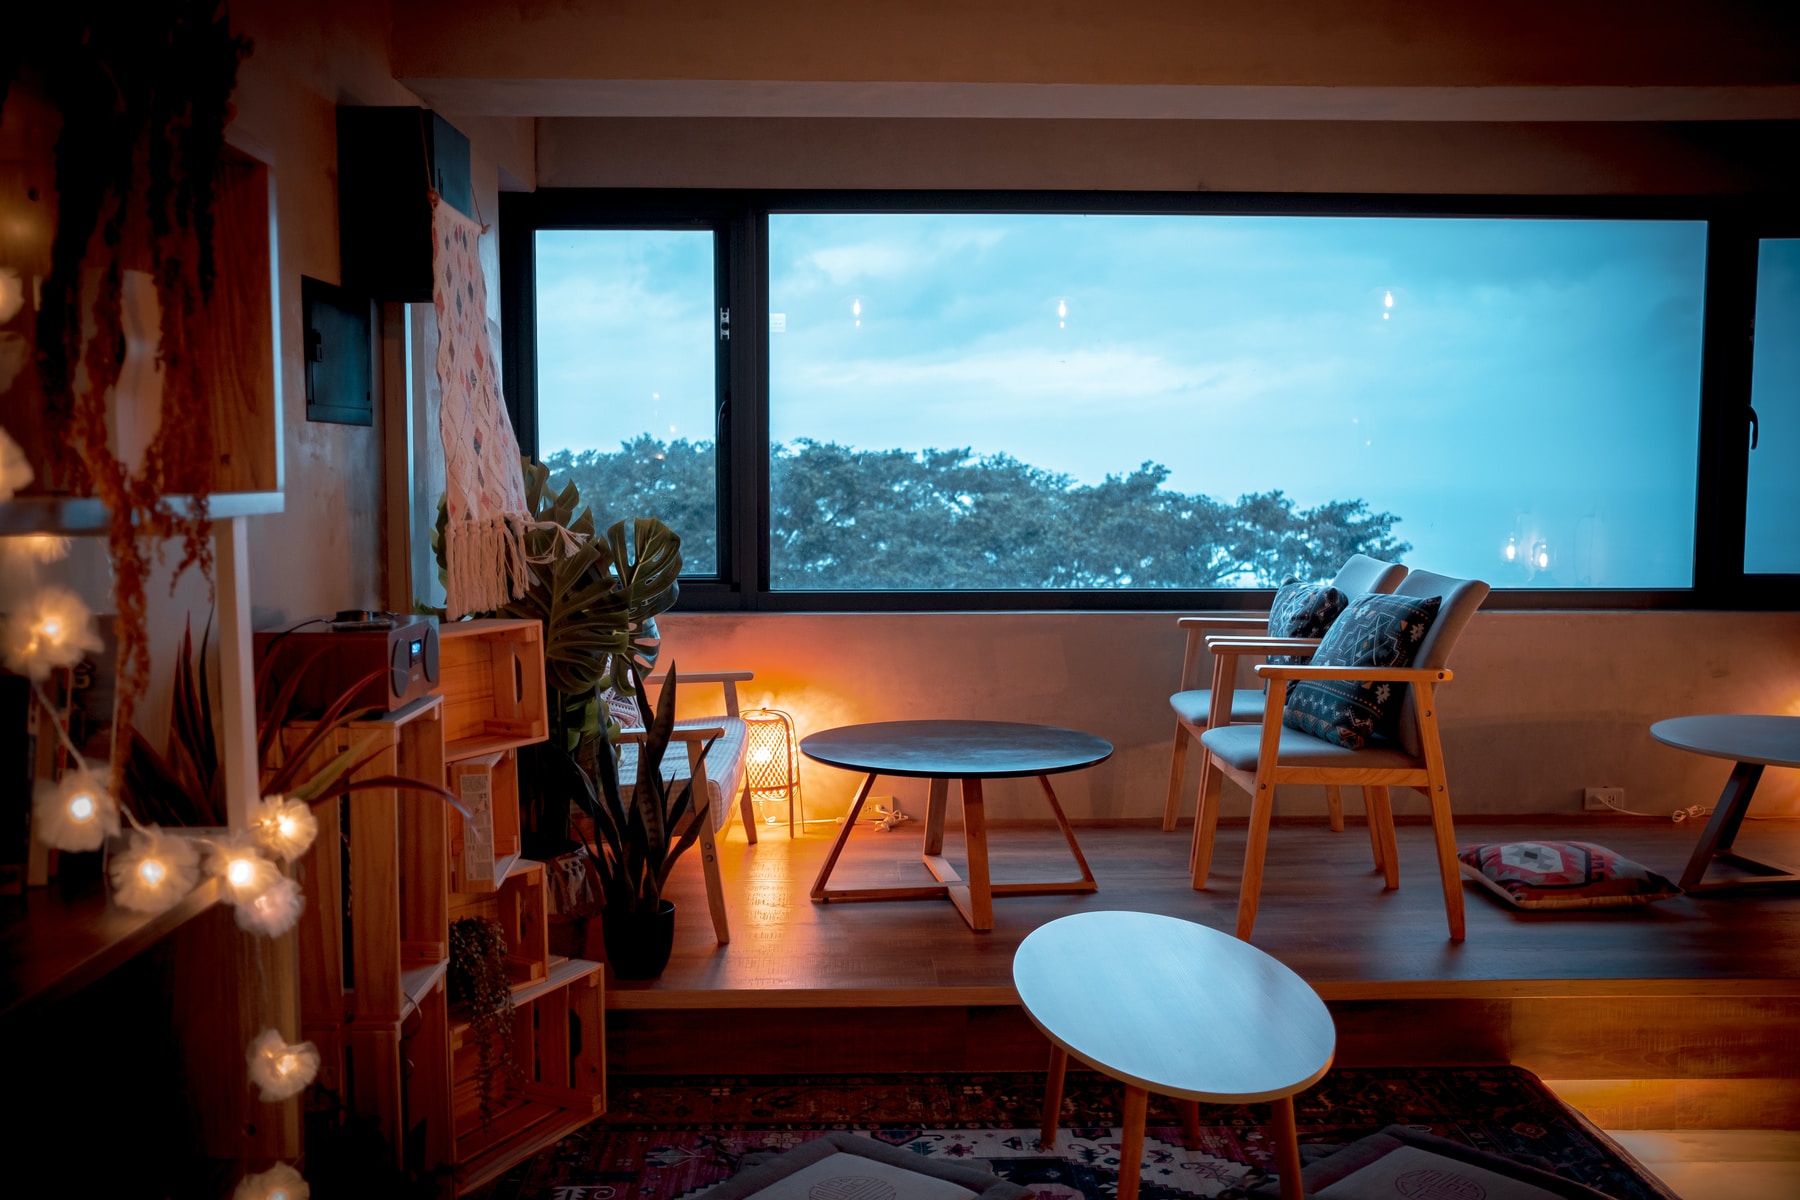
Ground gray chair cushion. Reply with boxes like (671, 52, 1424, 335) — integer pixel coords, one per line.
(1171, 687, 1266, 727)
(1200, 721, 1423, 771)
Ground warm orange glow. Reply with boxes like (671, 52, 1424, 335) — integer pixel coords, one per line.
(742, 708, 805, 834)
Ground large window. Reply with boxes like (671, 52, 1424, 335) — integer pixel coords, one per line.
(501, 192, 1794, 611)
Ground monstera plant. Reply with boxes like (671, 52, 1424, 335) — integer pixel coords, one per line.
(432, 457, 682, 857)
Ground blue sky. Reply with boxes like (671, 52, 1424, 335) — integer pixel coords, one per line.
(537, 214, 1712, 588)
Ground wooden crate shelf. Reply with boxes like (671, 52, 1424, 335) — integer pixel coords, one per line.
(448, 750, 521, 893)
(450, 959, 605, 1191)
(438, 619, 549, 760)
(451, 859, 550, 987)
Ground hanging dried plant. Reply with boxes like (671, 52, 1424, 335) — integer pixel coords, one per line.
(9, 4, 251, 786)
(448, 915, 521, 1127)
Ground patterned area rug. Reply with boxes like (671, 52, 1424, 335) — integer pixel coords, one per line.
(469, 1067, 1672, 1200)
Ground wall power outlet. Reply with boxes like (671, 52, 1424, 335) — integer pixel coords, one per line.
(1584, 786, 1626, 812)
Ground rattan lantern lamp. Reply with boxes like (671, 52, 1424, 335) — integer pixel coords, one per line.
(742, 708, 805, 836)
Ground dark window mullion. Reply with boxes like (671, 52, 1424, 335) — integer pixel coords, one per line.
(1693, 216, 1759, 605)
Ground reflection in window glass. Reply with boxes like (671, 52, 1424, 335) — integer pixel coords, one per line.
(1747, 238, 1800, 575)
(534, 229, 718, 574)
(765, 213, 1706, 590)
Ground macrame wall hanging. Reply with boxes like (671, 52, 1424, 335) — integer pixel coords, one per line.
(431, 196, 530, 619)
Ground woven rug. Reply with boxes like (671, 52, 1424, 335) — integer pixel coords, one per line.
(469, 1067, 1673, 1200)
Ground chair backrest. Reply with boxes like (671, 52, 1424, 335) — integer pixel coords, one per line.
(1390, 568, 1491, 757)
(1329, 553, 1406, 599)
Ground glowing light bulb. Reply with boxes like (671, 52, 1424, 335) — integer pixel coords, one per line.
(113, 827, 200, 913)
(34, 765, 118, 851)
(139, 858, 167, 886)
(750, 746, 772, 764)
(246, 1029, 319, 1101)
(4, 585, 102, 680)
(277, 815, 297, 837)
(253, 796, 317, 862)
(228, 857, 256, 887)
(39, 617, 62, 640)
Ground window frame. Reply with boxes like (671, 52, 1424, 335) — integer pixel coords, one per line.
(499, 187, 1795, 613)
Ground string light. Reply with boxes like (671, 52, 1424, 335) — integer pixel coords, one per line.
(2, 584, 103, 681)
(234, 874, 305, 937)
(207, 833, 281, 907)
(6, 534, 72, 563)
(0, 426, 30, 500)
(246, 1029, 320, 1102)
(252, 795, 318, 863)
(232, 1162, 309, 1200)
(110, 827, 202, 914)
(31, 763, 120, 852)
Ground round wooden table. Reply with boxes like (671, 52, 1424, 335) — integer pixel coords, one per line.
(1650, 714, 1800, 892)
(1013, 911, 1335, 1200)
(802, 720, 1111, 930)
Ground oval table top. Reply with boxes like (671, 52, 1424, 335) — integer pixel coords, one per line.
(1012, 910, 1335, 1104)
(1650, 714, 1800, 769)
(799, 720, 1114, 780)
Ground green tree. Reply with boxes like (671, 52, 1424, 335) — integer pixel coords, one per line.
(542, 437, 1410, 589)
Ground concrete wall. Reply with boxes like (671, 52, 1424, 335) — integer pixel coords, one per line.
(656, 609, 1800, 822)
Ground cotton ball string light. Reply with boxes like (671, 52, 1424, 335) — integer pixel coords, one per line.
(245, 1029, 320, 1102)
(2, 584, 103, 680)
(0, 426, 30, 501)
(207, 832, 280, 907)
(234, 873, 304, 937)
(110, 827, 202, 914)
(8, 534, 71, 563)
(32, 763, 120, 852)
(232, 1162, 309, 1200)
(252, 795, 318, 863)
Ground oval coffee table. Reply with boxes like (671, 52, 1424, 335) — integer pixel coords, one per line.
(802, 720, 1111, 931)
(1651, 714, 1800, 892)
(1014, 911, 1335, 1200)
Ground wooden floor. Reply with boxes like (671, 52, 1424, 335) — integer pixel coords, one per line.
(627, 814, 1800, 1006)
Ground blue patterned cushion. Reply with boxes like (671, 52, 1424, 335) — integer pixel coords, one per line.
(1282, 592, 1441, 749)
(1265, 579, 1347, 667)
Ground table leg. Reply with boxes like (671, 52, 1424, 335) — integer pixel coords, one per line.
(1118, 1085, 1148, 1200)
(924, 776, 950, 856)
(1677, 761, 1800, 892)
(1270, 1094, 1304, 1200)
(961, 778, 993, 930)
(1041, 1044, 1067, 1150)
(1179, 1099, 1201, 1149)
(811, 774, 878, 900)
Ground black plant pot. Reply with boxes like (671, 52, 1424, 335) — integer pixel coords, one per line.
(601, 899, 676, 980)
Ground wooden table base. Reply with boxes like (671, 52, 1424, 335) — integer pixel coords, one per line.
(1679, 761, 1800, 892)
(1038, 1045, 1305, 1200)
(810, 772, 1097, 931)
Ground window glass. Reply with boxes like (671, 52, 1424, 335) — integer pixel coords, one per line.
(765, 213, 1707, 590)
(534, 228, 719, 574)
(1746, 238, 1800, 575)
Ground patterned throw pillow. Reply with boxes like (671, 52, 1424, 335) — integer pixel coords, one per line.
(1458, 841, 1682, 910)
(1265, 579, 1347, 667)
(1281, 592, 1441, 749)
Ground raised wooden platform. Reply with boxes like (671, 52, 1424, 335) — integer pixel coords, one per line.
(605, 815, 1800, 1127)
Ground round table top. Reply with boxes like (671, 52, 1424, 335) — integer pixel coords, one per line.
(1012, 911, 1335, 1104)
(1649, 714, 1800, 769)
(799, 720, 1114, 780)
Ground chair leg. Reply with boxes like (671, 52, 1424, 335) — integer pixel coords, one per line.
(1163, 720, 1192, 832)
(738, 778, 759, 845)
(1364, 793, 1386, 873)
(1425, 778, 1466, 941)
(1189, 751, 1225, 889)
(695, 815, 731, 944)
(1235, 773, 1278, 941)
(1325, 785, 1345, 833)
(1366, 785, 1399, 889)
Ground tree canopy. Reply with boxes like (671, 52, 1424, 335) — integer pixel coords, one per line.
(543, 438, 1410, 590)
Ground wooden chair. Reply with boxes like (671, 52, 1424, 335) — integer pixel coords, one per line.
(615, 670, 758, 945)
(1192, 569, 1489, 942)
(1162, 554, 1407, 832)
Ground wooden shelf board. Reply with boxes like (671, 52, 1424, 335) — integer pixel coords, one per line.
(454, 1102, 600, 1194)
(445, 732, 545, 762)
(400, 957, 449, 1021)
(449, 956, 602, 1039)
(0, 876, 225, 1021)
(0, 492, 285, 535)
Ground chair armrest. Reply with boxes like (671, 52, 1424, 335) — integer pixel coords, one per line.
(1176, 615, 1267, 629)
(617, 725, 729, 744)
(1254, 664, 1453, 684)
(1204, 637, 1323, 653)
(644, 671, 754, 686)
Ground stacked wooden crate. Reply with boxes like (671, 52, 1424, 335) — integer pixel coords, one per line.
(290, 617, 606, 1192)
